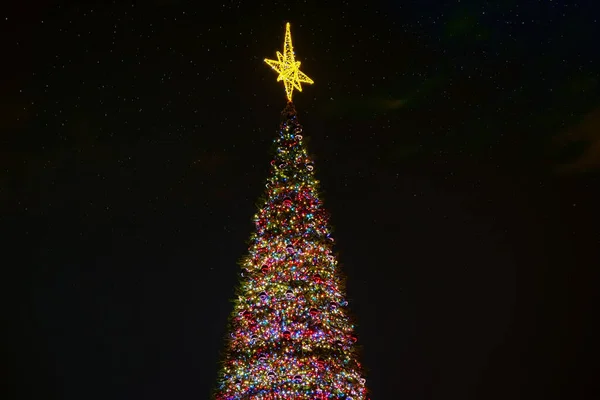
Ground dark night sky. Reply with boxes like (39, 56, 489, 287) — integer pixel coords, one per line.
(2, 1, 599, 399)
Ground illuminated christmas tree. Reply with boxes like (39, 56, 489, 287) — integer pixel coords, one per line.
(214, 23, 368, 400)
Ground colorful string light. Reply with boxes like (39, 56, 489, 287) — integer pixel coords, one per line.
(215, 103, 368, 400)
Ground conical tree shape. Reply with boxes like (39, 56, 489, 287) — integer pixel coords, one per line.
(215, 102, 368, 400)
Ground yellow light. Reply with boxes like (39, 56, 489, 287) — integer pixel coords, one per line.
(264, 22, 314, 102)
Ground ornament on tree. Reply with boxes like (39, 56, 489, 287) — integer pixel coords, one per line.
(285, 289, 295, 299)
(259, 292, 269, 301)
(306, 163, 314, 171)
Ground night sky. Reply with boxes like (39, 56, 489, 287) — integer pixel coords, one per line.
(3, 1, 599, 399)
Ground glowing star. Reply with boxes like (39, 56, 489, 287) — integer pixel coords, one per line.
(264, 22, 314, 102)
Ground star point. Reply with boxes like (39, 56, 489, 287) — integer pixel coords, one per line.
(264, 22, 314, 102)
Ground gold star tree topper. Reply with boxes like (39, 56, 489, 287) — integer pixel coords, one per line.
(264, 22, 314, 102)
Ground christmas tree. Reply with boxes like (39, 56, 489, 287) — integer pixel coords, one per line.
(215, 23, 368, 400)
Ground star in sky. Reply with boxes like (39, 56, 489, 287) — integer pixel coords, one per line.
(264, 22, 314, 102)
